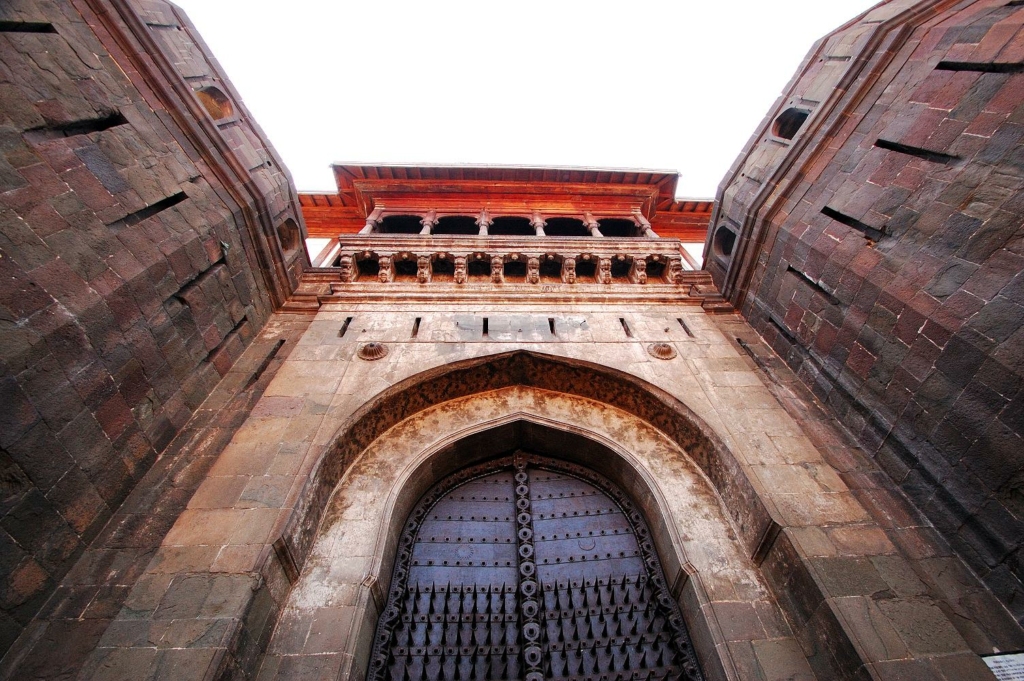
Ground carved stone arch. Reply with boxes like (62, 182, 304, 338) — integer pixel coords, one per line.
(362, 414, 703, 609)
(274, 387, 761, 681)
(277, 351, 774, 581)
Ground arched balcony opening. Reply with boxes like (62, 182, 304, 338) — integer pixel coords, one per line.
(544, 217, 590, 237)
(599, 218, 640, 237)
(490, 216, 535, 236)
(379, 215, 422, 234)
(434, 216, 479, 235)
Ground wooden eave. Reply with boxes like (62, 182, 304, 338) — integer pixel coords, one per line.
(301, 165, 712, 241)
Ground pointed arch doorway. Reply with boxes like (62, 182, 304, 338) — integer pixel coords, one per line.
(368, 451, 705, 681)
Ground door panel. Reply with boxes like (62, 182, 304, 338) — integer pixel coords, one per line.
(369, 454, 704, 681)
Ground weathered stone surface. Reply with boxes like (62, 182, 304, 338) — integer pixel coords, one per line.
(2, 0, 1020, 679)
(709, 0, 1024, 630)
(0, 0, 306, 665)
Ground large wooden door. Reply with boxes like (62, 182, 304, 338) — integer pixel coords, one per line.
(368, 453, 704, 681)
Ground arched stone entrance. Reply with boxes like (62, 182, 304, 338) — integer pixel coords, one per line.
(263, 385, 797, 681)
(368, 451, 705, 681)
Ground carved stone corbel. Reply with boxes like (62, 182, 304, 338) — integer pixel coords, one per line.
(628, 256, 647, 284)
(633, 209, 658, 238)
(417, 255, 432, 284)
(531, 210, 547, 236)
(338, 254, 355, 282)
(477, 209, 493, 236)
(453, 255, 468, 284)
(527, 256, 540, 284)
(666, 256, 684, 284)
(596, 257, 612, 284)
(490, 255, 504, 283)
(360, 204, 385, 234)
(377, 255, 394, 283)
(419, 210, 438, 235)
(583, 212, 603, 237)
(561, 257, 577, 284)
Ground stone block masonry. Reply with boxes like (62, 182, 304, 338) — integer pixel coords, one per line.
(0, 0, 304, 663)
(708, 0, 1024, 626)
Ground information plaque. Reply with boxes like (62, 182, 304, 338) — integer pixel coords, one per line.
(986, 653, 1024, 680)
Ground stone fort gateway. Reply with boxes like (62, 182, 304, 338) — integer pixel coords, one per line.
(2, 0, 1024, 679)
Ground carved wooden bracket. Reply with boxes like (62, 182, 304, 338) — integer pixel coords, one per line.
(490, 255, 504, 283)
(338, 254, 355, 282)
(561, 257, 577, 284)
(454, 255, 468, 284)
(527, 256, 540, 284)
(378, 254, 394, 283)
(667, 256, 684, 284)
(417, 255, 432, 284)
(629, 256, 647, 285)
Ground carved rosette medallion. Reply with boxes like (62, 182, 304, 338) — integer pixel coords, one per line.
(647, 342, 677, 360)
(357, 342, 389, 361)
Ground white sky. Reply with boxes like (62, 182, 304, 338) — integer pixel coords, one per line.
(175, 0, 880, 199)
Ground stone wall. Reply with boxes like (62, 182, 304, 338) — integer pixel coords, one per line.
(0, 0, 304, 660)
(67, 302, 1021, 681)
(707, 0, 1024, 622)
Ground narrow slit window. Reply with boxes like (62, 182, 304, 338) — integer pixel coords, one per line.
(676, 318, 694, 338)
(820, 206, 885, 241)
(620, 318, 633, 338)
(107, 192, 187, 231)
(935, 61, 1024, 74)
(339, 317, 353, 337)
(0, 21, 56, 33)
(412, 317, 421, 338)
(874, 138, 957, 164)
(786, 266, 841, 305)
